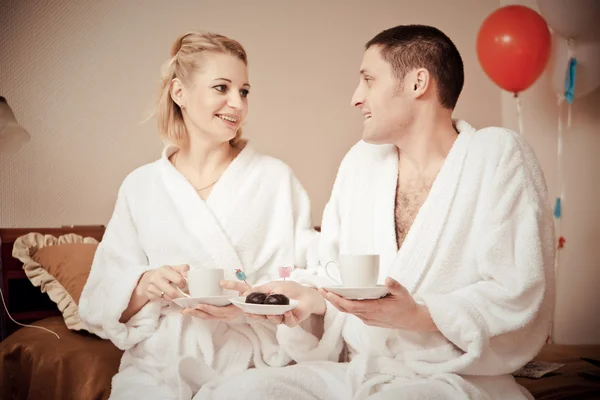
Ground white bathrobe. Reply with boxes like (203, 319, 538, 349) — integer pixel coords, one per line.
(78, 143, 319, 400)
(199, 121, 555, 400)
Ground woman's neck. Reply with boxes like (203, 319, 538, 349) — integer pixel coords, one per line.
(172, 140, 237, 192)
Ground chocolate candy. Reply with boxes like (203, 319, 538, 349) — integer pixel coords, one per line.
(263, 294, 290, 305)
(244, 292, 290, 305)
(245, 292, 267, 304)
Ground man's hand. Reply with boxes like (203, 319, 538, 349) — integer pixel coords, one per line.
(246, 281, 326, 328)
(220, 279, 254, 295)
(320, 277, 439, 332)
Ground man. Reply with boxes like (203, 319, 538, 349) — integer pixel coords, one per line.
(198, 24, 555, 400)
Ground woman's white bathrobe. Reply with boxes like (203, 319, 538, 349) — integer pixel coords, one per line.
(78, 144, 318, 400)
(199, 121, 556, 400)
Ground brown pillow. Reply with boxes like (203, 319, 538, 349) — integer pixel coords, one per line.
(12, 233, 99, 331)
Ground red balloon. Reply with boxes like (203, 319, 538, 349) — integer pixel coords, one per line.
(477, 5, 551, 94)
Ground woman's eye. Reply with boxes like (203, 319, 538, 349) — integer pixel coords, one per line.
(240, 89, 249, 98)
(214, 85, 227, 93)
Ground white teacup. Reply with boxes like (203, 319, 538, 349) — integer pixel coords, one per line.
(177, 268, 224, 298)
(324, 254, 380, 287)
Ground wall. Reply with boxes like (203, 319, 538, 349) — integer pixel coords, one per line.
(0, 0, 500, 228)
(500, 0, 600, 344)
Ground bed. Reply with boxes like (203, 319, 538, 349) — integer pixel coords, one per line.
(1, 226, 599, 399)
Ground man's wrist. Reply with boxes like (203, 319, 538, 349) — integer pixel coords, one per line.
(409, 304, 439, 332)
(310, 289, 326, 316)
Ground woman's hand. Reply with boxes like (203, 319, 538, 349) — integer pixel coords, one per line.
(138, 264, 189, 302)
(181, 279, 249, 321)
(247, 281, 326, 328)
(120, 264, 189, 323)
(182, 304, 243, 321)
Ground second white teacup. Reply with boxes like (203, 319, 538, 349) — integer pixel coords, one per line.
(177, 268, 224, 298)
(324, 254, 380, 287)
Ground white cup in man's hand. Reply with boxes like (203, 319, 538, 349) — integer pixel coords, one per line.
(177, 268, 224, 298)
(324, 254, 380, 287)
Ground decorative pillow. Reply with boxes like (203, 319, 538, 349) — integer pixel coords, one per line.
(12, 233, 99, 331)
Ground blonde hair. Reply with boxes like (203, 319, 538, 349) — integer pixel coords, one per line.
(157, 31, 248, 147)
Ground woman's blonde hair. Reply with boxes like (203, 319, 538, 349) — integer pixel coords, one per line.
(157, 31, 248, 147)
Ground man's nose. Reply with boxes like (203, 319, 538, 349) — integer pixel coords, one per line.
(351, 85, 364, 108)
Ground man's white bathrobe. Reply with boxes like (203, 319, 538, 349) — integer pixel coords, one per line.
(78, 143, 318, 400)
(199, 121, 556, 400)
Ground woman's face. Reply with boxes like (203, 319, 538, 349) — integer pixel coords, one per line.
(174, 52, 250, 146)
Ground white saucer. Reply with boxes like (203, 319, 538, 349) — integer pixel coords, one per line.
(230, 296, 298, 316)
(321, 285, 389, 300)
(172, 295, 234, 308)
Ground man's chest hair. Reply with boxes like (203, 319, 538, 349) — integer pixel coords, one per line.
(394, 173, 435, 247)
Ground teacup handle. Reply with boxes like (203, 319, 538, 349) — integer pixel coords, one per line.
(175, 277, 191, 298)
(324, 260, 340, 283)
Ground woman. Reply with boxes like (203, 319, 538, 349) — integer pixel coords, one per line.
(79, 31, 318, 400)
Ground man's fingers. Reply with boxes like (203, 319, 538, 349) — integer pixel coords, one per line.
(359, 317, 386, 328)
(325, 297, 349, 313)
(252, 281, 278, 294)
(221, 280, 251, 294)
(385, 277, 409, 297)
(283, 311, 299, 328)
(247, 314, 268, 321)
(266, 315, 284, 324)
(324, 292, 358, 314)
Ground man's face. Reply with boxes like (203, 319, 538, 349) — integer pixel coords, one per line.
(351, 46, 413, 144)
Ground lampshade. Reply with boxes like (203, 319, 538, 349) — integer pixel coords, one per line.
(0, 96, 30, 152)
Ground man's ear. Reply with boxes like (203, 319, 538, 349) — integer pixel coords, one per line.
(412, 68, 430, 98)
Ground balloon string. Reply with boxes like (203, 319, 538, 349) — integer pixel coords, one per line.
(557, 95, 564, 202)
(0, 286, 60, 339)
(515, 93, 524, 135)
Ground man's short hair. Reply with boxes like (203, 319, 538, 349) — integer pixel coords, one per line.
(366, 25, 464, 109)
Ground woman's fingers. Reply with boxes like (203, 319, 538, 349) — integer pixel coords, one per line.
(193, 304, 242, 320)
(152, 279, 184, 300)
(161, 266, 187, 288)
(182, 308, 214, 319)
(146, 282, 175, 301)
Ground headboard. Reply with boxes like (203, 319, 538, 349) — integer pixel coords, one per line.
(0, 225, 105, 340)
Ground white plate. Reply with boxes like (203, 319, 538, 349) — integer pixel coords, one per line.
(172, 295, 234, 308)
(230, 296, 298, 316)
(321, 285, 389, 300)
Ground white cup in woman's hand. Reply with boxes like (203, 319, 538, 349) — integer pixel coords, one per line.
(175, 269, 225, 298)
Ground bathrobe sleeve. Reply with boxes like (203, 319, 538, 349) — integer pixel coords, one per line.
(290, 154, 350, 288)
(79, 179, 162, 350)
(417, 134, 555, 375)
(291, 176, 320, 270)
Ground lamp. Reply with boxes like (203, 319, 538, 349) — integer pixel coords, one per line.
(0, 96, 30, 152)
